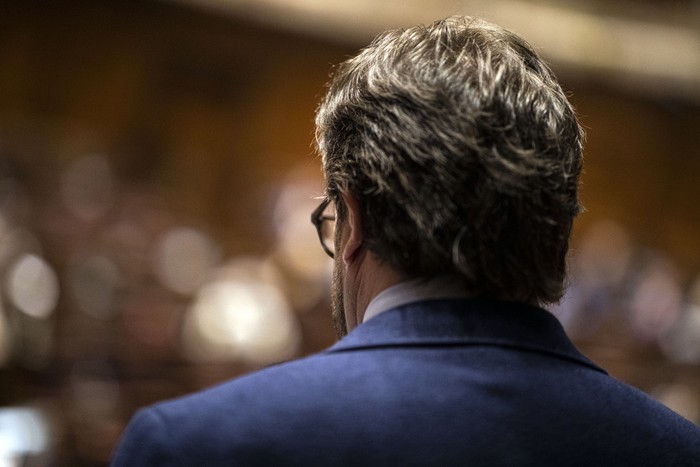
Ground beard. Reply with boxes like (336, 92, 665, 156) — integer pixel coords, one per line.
(331, 257, 348, 338)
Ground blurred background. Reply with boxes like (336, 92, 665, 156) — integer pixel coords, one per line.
(0, 0, 698, 464)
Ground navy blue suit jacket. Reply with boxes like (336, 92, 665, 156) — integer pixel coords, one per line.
(111, 299, 700, 466)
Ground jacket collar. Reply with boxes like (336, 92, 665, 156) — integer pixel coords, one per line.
(327, 298, 606, 374)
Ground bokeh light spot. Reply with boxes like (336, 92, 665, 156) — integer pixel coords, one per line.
(182, 259, 300, 365)
(153, 227, 221, 295)
(659, 304, 700, 364)
(0, 407, 49, 459)
(5, 254, 59, 319)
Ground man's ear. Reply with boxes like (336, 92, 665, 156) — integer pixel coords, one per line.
(340, 192, 363, 265)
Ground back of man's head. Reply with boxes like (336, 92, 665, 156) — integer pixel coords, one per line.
(316, 16, 584, 305)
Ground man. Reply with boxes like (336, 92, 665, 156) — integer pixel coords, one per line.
(111, 16, 700, 466)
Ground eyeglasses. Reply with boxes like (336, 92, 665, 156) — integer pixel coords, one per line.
(311, 198, 336, 258)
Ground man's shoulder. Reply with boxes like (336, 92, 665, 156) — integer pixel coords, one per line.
(112, 352, 346, 465)
(112, 302, 700, 466)
(155, 351, 340, 416)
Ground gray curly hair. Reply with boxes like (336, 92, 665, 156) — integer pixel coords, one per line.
(315, 16, 584, 304)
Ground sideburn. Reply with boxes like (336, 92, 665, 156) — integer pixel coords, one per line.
(330, 214, 347, 338)
(331, 259, 347, 338)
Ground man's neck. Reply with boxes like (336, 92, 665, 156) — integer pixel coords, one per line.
(344, 249, 402, 331)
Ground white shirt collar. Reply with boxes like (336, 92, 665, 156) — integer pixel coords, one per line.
(362, 275, 471, 323)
